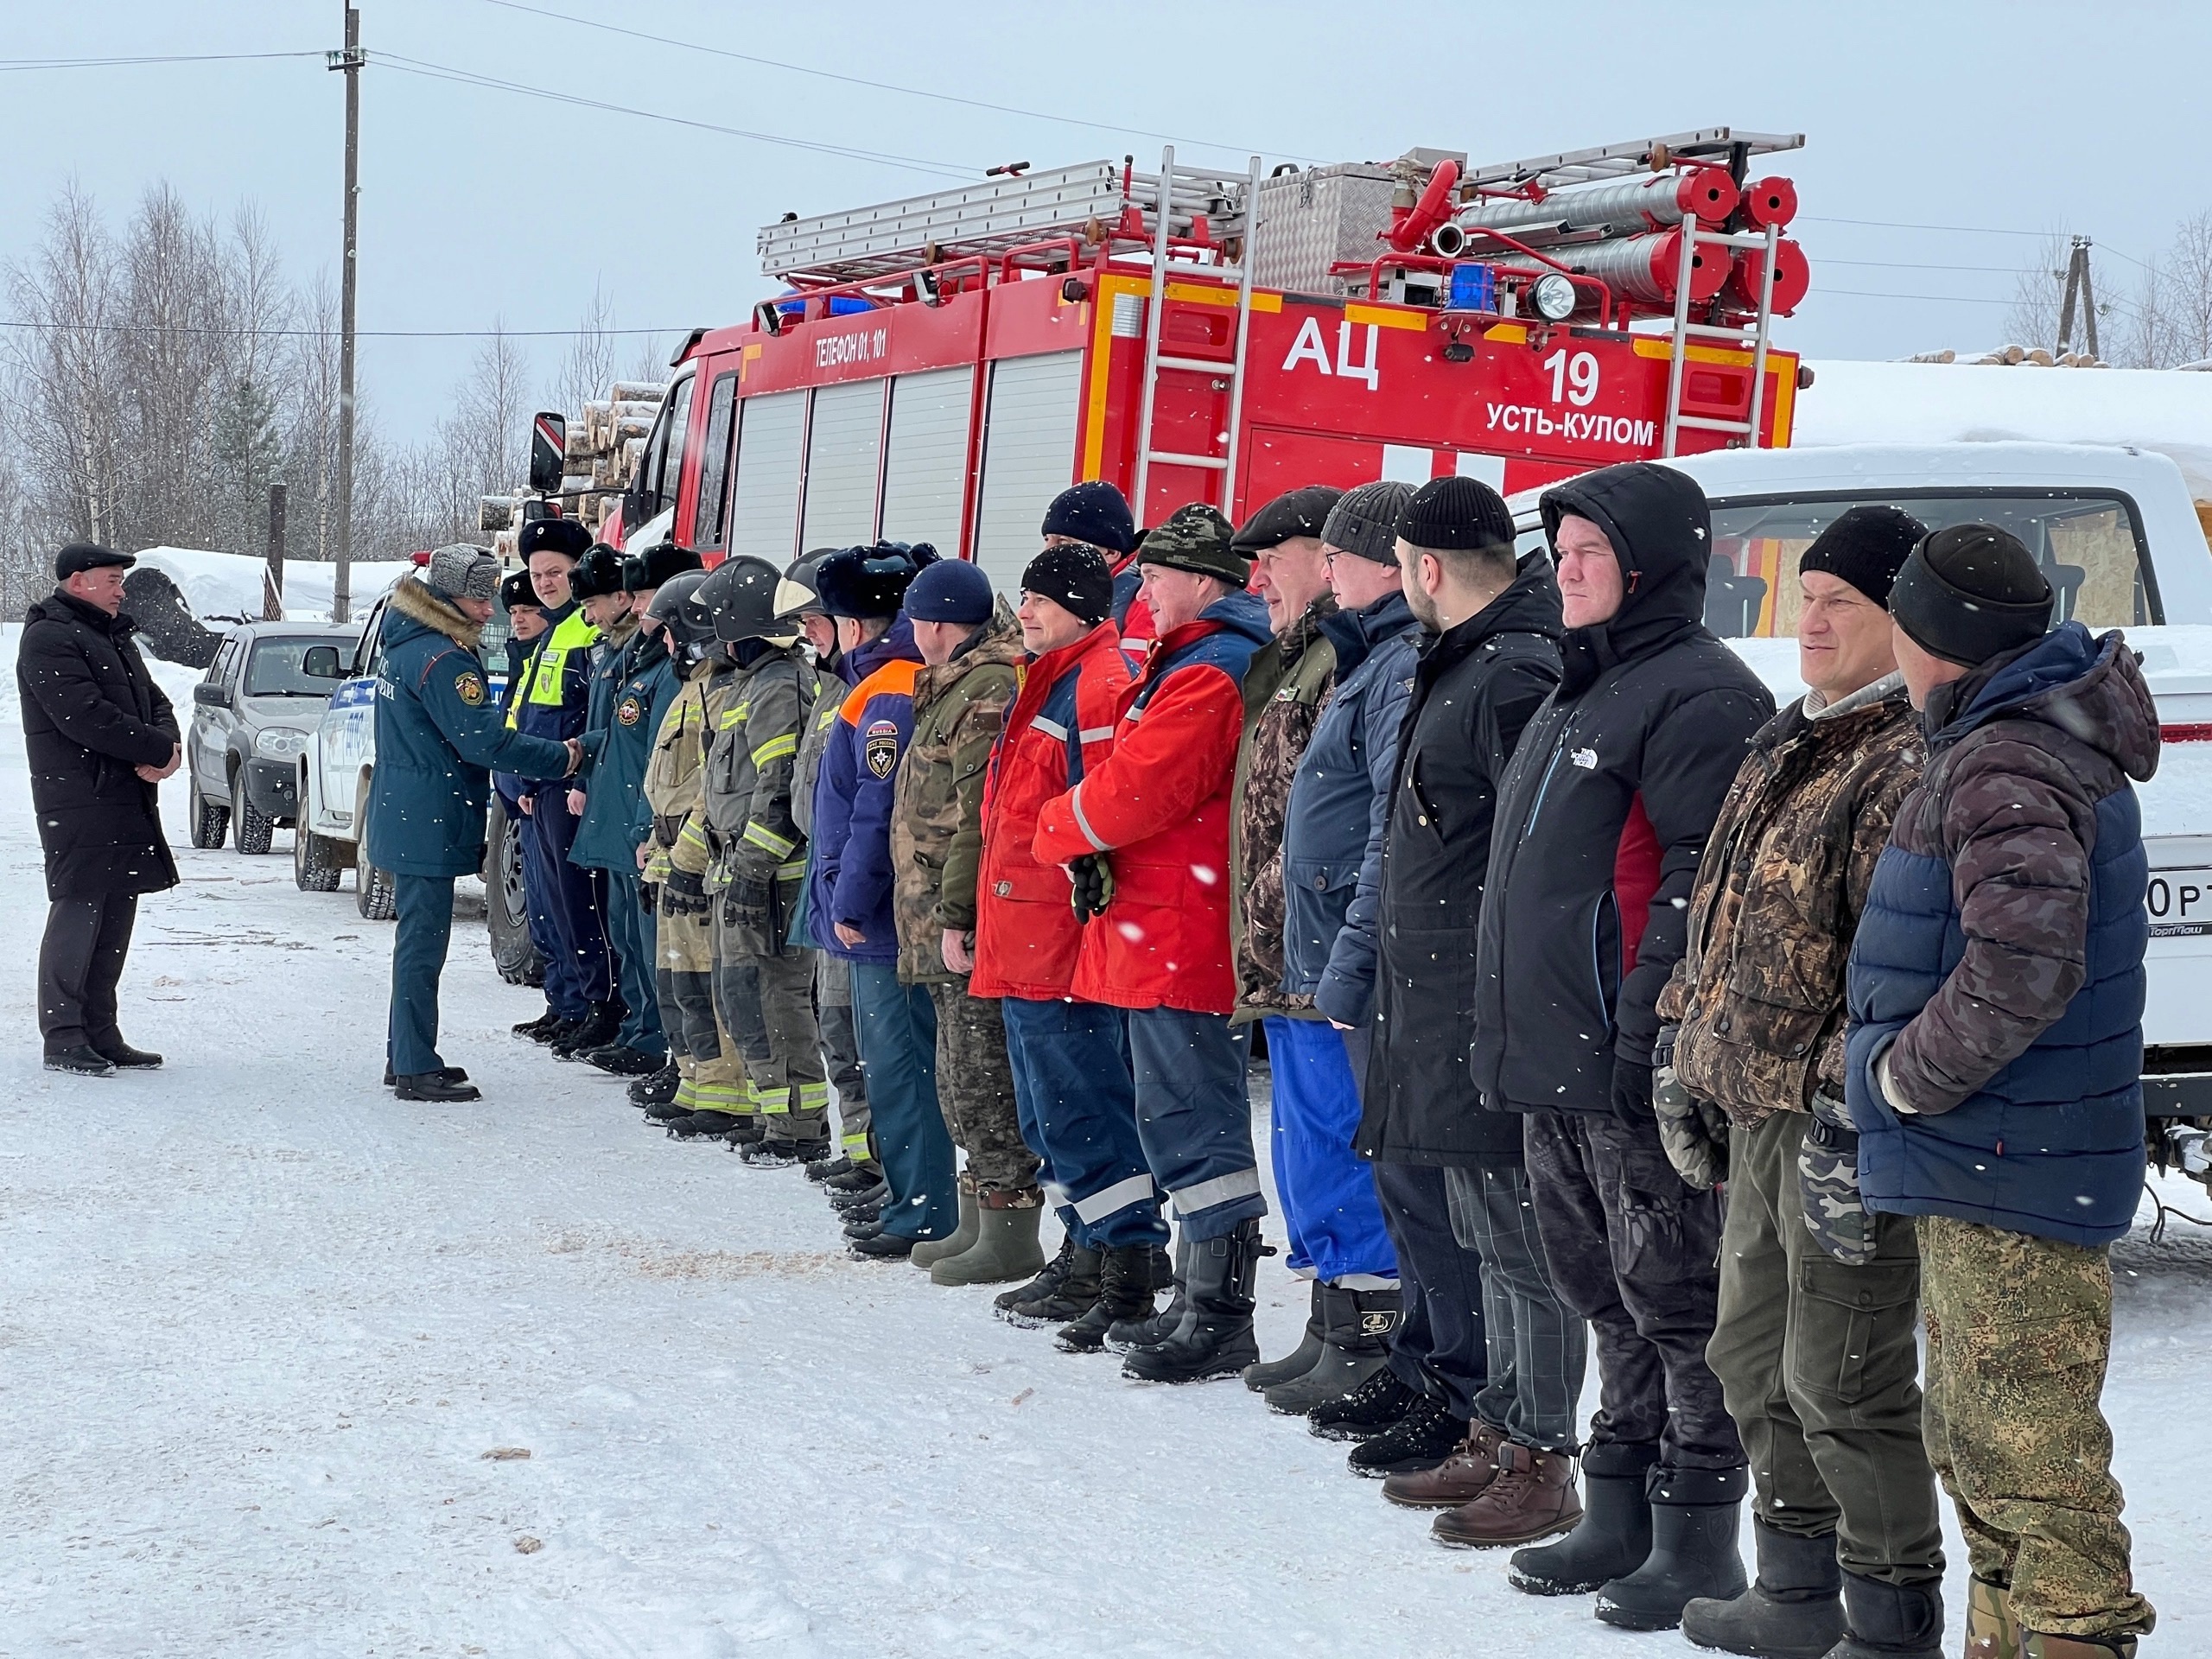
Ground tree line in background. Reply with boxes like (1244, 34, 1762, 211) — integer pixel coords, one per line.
(0, 181, 665, 614)
(2007, 212, 2212, 367)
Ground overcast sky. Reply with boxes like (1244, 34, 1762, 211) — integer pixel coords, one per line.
(3, 0, 2206, 443)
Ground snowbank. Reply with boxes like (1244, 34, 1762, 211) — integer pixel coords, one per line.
(1797, 360, 2212, 504)
(133, 546, 416, 625)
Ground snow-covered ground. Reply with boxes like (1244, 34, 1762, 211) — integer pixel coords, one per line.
(2, 643, 2209, 1657)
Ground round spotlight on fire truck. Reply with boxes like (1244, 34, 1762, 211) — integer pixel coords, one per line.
(1529, 272, 1578, 323)
(1061, 276, 1090, 303)
(916, 268, 944, 308)
(755, 299, 786, 336)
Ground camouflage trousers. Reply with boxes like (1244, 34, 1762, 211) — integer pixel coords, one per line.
(817, 952, 874, 1168)
(1707, 1111, 1942, 1584)
(713, 923, 830, 1147)
(1917, 1215, 2155, 1641)
(924, 979, 1041, 1198)
(655, 899, 747, 1116)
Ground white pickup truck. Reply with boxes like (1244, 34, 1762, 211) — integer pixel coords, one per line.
(1511, 441, 2212, 1182)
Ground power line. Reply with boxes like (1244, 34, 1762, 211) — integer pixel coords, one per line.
(1819, 289, 2016, 308)
(473, 0, 1315, 165)
(0, 51, 326, 71)
(373, 52, 979, 179)
(1802, 214, 2053, 239)
(1822, 257, 2032, 275)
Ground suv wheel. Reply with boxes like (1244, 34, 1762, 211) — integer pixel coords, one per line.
(354, 774, 397, 921)
(485, 794, 543, 986)
(232, 772, 276, 855)
(295, 818, 344, 893)
(189, 785, 231, 851)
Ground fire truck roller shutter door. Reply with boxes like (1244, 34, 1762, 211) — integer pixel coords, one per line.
(879, 366, 976, 559)
(728, 390, 807, 566)
(799, 378, 888, 552)
(971, 350, 1084, 591)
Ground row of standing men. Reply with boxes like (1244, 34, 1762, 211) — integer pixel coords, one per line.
(366, 462, 2157, 1659)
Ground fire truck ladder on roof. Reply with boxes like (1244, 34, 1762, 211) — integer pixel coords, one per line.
(1661, 218, 1783, 458)
(1459, 127, 1804, 192)
(1131, 149, 1265, 518)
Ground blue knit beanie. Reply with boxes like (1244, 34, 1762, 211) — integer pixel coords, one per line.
(902, 558, 995, 626)
(1041, 480, 1136, 556)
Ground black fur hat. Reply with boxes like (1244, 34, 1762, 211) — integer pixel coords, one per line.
(568, 543, 628, 601)
(620, 541, 703, 594)
(518, 516, 591, 561)
(812, 541, 940, 619)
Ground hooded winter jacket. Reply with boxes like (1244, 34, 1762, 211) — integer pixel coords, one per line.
(18, 589, 181, 901)
(1471, 463, 1774, 1115)
(1035, 589, 1273, 1014)
(365, 578, 572, 878)
(1846, 623, 2157, 1247)
(1657, 674, 1923, 1127)
(1284, 588, 1423, 1027)
(969, 620, 1132, 1001)
(890, 603, 1024, 985)
(1357, 566, 1562, 1165)
(1230, 596, 1337, 1019)
(808, 618, 925, 965)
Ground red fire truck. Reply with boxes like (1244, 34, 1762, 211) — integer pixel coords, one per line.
(594, 128, 1809, 585)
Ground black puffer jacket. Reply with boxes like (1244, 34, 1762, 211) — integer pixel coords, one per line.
(18, 589, 181, 900)
(1358, 564, 1561, 1165)
(1470, 464, 1773, 1115)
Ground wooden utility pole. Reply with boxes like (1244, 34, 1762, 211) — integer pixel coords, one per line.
(2056, 236, 2101, 360)
(264, 482, 288, 620)
(330, 3, 363, 622)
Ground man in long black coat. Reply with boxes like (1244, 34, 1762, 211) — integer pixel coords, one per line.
(19, 543, 181, 1076)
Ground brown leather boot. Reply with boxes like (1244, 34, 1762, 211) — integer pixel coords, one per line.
(1382, 1420, 1507, 1510)
(2023, 1637, 2137, 1659)
(1431, 1441, 1581, 1549)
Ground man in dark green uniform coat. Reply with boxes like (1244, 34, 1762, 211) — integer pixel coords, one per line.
(366, 546, 577, 1101)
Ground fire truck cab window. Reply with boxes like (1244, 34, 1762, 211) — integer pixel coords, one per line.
(643, 374, 694, 516)
(693, 372, 739, 553)
(728, 390, 806, 565)
(1706, 492, 2155, 638)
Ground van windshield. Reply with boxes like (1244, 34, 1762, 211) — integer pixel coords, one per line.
(245, 635, 359, 696)
(1703, 491, 2153, 639)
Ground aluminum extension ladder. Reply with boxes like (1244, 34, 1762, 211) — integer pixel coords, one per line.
(1659, 217, 1782, 457)
(1129, 147, 1266, 517)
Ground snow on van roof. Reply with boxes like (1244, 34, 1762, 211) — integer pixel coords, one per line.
(132, 547, 415, 625)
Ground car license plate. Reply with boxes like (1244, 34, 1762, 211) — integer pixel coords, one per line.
(2148, 869, 2212, 938)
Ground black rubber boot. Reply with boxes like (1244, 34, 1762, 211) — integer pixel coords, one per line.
(629, 1064, 679, 1106)
(531, 1018, 582, 1049)
(1308, 1367, 1421, 1443)
(666, 1111, 740, 1140)
(830, 1179, 890, 1213)
(995, 1233, 1075, 1315)
(1004, 1244, 1102, 1328)
(1057, 1245, 1157, 1353)
(1825, 1570, 1944, 1659)
(512, 1008, 561, 1039)
(552, 1001, 624, 1058)
(806, 1154, 855, 1185)
(1243, 1277, 1325, 1392)
(1681, 1522, 1845, 1658)
(1120, 1219, 1265, 1384)
(583, 1045, 662, 1077)
(44, 1045, 116, 1077)
(826, 1164, 886, 1195)
(1265, 1284, 1401, 1416)
(1592, 1470, 1747, 1631)
(1509, 1442, 1658, 1597)
(641, 1097, 690, 1122)
(1109, 1230, 1189, 1353)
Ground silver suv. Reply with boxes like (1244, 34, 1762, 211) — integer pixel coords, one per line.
(187, 621, 360, 855)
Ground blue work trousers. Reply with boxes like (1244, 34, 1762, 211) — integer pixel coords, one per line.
(849, 964, 957, 1242)
(389, 874, 455, 1078)
(1377, 1158, 1490, 1421)
(1263, 1016, 1398, 1284)
(1126, 1005, 1266, 1243)
(1001, 996, 1166, 1249)
(523, 788, 612, 1020)
(601, 868, 665, 1058)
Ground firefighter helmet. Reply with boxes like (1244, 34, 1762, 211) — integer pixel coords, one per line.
(694, 555, 798, 645)
(645, 569, 716, 658)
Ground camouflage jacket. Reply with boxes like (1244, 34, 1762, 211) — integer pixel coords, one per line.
(1230, 598, 1337, 1018)
(702, 643, 816, 888)
(1658, 673, 1921, 1127)
(889, 604, 1025, 985)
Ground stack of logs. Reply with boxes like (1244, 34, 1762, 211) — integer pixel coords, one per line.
(482, 378, 669, 559)
(1905, 346, 2108, 367)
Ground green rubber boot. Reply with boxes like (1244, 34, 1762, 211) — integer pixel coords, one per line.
(912, 1173, 980, 1269)
(932, 1192, 1049, 1287)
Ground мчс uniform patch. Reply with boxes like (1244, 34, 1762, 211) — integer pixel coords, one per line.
(454, 670, 487, 707)
(864, 718, 900, 779)
(616, 695, 643, 727)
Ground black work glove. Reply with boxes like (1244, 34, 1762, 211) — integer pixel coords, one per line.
(1610, 1055, 1655, 1126)
(638, 881, 658, 914)
(721, 872, 772, 934)
(662, 867, 711, 918)
(1068, 852, 1116, 922)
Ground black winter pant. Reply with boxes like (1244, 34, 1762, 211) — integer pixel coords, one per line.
(39, 893, 137, 1052)
(1523, 1109, 1745, 1486)
(1375, 1159, 1487, 1421)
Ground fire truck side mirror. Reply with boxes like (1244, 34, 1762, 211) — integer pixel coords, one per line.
(528, 411, 567, 496)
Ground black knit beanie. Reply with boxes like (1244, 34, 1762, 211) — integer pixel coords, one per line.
(1798, 505, 1925, 608)
(1399, 474, 1516, 552)
(1889, 523, 2053, 666)
(1020, 540, 1114, 626)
